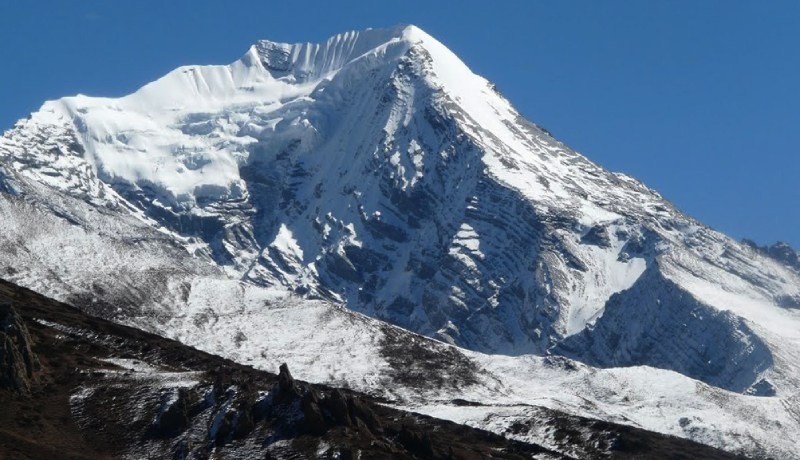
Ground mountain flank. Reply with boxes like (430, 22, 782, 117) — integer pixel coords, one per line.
(0, 278, 744, 459)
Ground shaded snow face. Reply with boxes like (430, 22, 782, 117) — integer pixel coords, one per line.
(3, 25, 800, 403)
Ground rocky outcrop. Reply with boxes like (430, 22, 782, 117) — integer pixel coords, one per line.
(557, 265, 774, 394)
(272, 363, 383, 437)
(0, 302, 38, 394)
(276, 362, 299, 399)
(743, 239, 800, 271)
(151, 388, 191, 437)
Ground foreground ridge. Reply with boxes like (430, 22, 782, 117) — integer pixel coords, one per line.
(0, 279, 745, 459)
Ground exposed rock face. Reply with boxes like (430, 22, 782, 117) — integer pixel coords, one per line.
(743, 239, 800, 271)
(0, 302, 38, 394)
(276, 362, 298, 398)
(273, 363, 383, 437)
(557, 265, 774, 394)
(768, 242, 800, 269)
(151, 388, 191, 437)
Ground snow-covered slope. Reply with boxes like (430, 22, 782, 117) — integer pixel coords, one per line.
(152, 289, 800, 458)
(2, 25, 800, 457)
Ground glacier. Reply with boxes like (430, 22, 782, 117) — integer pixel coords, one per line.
(2, 25, 800, 457)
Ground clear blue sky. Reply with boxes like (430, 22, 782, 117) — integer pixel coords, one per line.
(1, 1, 798, 247)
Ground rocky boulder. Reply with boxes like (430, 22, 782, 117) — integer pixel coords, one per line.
(0, 302, 38, 394)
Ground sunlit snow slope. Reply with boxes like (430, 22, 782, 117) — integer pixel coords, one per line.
(2, 25, 800, 457)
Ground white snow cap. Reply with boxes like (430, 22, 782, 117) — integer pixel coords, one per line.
(21, 25, 474, 209)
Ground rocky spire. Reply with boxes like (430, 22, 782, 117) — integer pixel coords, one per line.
(0, 302, 39, 395)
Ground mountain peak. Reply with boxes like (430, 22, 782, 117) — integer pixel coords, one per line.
(246, 25, 431, 81)
(4, 25, 800, 459)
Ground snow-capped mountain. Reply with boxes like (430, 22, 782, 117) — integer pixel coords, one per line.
(2, 25, 800, 457)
